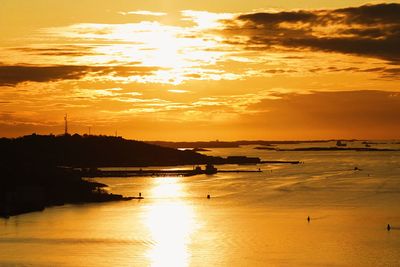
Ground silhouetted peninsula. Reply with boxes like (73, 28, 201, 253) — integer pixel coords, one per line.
(0, 134, 222, 168)
(0, 134, 262, 217)
(0, 134, 264, 167)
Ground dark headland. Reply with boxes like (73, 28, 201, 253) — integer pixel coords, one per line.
(0, 134, 261, 217)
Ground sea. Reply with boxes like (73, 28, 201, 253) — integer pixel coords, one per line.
(1, 141, 400, 266)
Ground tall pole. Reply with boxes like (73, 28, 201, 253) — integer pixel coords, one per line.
(64, 114, 68, 135)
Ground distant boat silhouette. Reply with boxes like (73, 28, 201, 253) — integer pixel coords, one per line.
(336, 140, 347, 147)
(205, 163, 217, 175)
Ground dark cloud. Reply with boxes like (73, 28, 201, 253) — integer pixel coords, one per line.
(11, 45, 96, 57)
(223, 3, 400, 63)
(334, 3, 400, 25)
(238, 11, 317, 25)
(0, 65, 90, 86)
(379, 67, 400, 79)
(281, 36, 400, 62)
(263, 69, 296, 74)
(307, 65, 399, 78)
(0, 64, 161, 86)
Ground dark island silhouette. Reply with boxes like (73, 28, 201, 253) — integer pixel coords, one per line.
(0, 133, 261, 217)
(255, 147, 399, 152)
(148, 139, 359, 149)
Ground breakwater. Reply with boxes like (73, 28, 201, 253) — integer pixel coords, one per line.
(83, 167, 263, 178)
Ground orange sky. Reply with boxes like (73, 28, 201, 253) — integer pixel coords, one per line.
(1, 1, 399, 140)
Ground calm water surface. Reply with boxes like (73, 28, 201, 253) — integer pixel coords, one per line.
(1, 142, 400, 266)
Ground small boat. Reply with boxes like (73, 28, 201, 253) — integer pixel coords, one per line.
(336, 140, 347, 147)
(204, 164, 217, 175)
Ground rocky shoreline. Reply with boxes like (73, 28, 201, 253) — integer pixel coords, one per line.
(0, 166, 133, 218)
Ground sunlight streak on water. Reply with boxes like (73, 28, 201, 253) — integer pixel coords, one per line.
(144, 178, 198, 267)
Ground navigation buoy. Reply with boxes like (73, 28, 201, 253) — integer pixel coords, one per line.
(307, 216, 310, 223)
(139, 192, 142, 197)
(207, 194, 210, 199)
(387, 224, 391, 231)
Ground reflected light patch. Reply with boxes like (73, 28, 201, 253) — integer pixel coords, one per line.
(151, 178, 186, 198)
(144, 178, 198, 267)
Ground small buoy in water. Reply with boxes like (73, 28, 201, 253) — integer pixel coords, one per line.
(387, 224, 391, 231)
(139, 192, 142, 197)
(307, 216, 310, 223)
(207, 194, 210, 199)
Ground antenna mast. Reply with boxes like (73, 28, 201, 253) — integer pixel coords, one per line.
(64, 114, 68, 135)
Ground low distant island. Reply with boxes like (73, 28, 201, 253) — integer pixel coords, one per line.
(148, 139, 358, 148)
(279, 147, 399, 152)
(255, 147, 399, 152)
(0, 134, 261, 217)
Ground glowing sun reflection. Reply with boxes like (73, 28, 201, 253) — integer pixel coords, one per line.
(144, 178, 197, 267)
